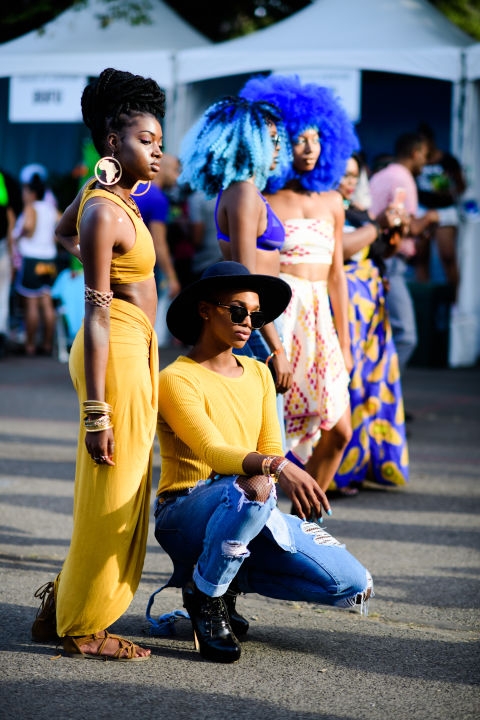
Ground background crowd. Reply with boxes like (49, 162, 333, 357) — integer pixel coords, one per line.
(0, 127, 465, 358)
(0, 75, 467, 497)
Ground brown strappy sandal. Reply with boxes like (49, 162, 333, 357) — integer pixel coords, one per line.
(63, 630, 151, 661)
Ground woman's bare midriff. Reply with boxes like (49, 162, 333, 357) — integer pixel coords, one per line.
(219, 240, 281, 277)
(112, 277, 158, 325)
(280, 262, 330, 282)
(254, 249, 281, 276)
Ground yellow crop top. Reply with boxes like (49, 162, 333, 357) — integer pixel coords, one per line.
(156, 355, 283, 494)
(280, 218, 334, 265)
(77, 181, 155, 284)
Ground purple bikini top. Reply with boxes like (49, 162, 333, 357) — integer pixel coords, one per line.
(215, 190, 285, 251)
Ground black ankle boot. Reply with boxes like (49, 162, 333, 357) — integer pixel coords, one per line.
(182, 581, 241, 663)
(224, 588, 249, 637)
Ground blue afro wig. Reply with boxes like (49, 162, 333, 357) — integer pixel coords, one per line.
(240, 74, 359, 193)
(178, 95, 291, 198)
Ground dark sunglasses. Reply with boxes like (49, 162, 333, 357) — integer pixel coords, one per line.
(214, 302, 266, 329)
(271, 134, 281, 149)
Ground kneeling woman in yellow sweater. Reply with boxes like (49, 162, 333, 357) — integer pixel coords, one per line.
(148, 261, 373, 663)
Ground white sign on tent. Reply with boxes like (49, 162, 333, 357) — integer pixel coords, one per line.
(9, 76, 87, 123)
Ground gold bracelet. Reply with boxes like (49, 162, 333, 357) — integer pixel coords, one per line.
(262, 455, 286, 477)
(83, 400, 112, 408)
(85, 424, 114, 433)
(269, 456, 285, 475)
(84, 421, 112, 431)
(82, 400, 112, 415)
(84, 414, 113, 432)
(261, 456, 276, 476)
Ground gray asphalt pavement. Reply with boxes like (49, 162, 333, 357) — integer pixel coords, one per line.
(0, 347, 479, 720)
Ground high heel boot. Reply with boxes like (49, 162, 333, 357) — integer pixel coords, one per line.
(224, 587, 249, 637)
(182, 581, 241, 663)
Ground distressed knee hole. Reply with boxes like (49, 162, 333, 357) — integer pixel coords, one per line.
(337, 569, 375, 615)
(301, 522, 343, 547)
(221, 540, 249, 558)
(235, 474, 275, 503)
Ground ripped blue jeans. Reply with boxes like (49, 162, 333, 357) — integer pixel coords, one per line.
(153, 475, 372, 608)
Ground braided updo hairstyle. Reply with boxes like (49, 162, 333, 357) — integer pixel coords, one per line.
(81, 68, 166, 155)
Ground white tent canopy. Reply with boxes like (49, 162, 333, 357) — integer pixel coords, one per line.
(176, 0, 474, 85)
(466, 43, 480, 79)
(0, 0, 210, 89)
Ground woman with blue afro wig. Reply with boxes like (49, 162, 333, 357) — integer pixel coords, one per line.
(240, 73, 358, 193)
(239, 73, 358, 499)
(178, 94, 294, 399)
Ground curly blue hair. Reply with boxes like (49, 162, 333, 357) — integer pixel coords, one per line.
(178, 95, 291, 198)
(240, 74, 359, 193)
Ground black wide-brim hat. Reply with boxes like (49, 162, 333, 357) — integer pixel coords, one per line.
(166, 261, 292, 346)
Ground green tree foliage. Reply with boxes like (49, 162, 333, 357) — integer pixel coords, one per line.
(163, 1, 312, 42)
(433, 0, 480, 40)
(0, 0, 160, 43)
(1, 0, 74, 42)
(1, 0, 478, 45)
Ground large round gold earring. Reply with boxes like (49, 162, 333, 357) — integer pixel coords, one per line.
(131, 181, 151, 197)
(94, 156, 122, 186)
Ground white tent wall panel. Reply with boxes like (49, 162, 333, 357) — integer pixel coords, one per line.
(466, 43, 480, 80)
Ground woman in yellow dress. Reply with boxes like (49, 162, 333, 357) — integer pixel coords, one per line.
(31, 67, 165, 661)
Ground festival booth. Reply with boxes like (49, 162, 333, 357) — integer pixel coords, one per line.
(173, 0, 479, 367)
(173, 0, 472, 147)
(448, 43, 480, 367)
(0, 0, 210, 177)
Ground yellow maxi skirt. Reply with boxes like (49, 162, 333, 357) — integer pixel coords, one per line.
(55, 299, 158, 637)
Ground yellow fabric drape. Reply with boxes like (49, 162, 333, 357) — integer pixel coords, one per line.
(55, 299, 158, 637)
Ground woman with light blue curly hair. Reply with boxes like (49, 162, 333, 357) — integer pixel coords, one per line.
(240, 73, 359, 499)
(178, 95, 294, 398)
(179, 95, 290, 198)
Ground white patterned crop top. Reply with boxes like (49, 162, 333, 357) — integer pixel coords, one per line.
(279, 218, 335, 265)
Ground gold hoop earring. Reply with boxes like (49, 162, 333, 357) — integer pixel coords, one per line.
(94, 156, 122, 186)
(131, 181, 151, 197)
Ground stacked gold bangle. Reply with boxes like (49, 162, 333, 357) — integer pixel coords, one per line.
(84, 414, 113, 432)
(261, 455, 290, 481)
(82, 400, 113, 433)
(261, 456, 276, 476)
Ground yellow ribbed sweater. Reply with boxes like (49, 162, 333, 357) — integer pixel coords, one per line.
(156, 355, 283, 494)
